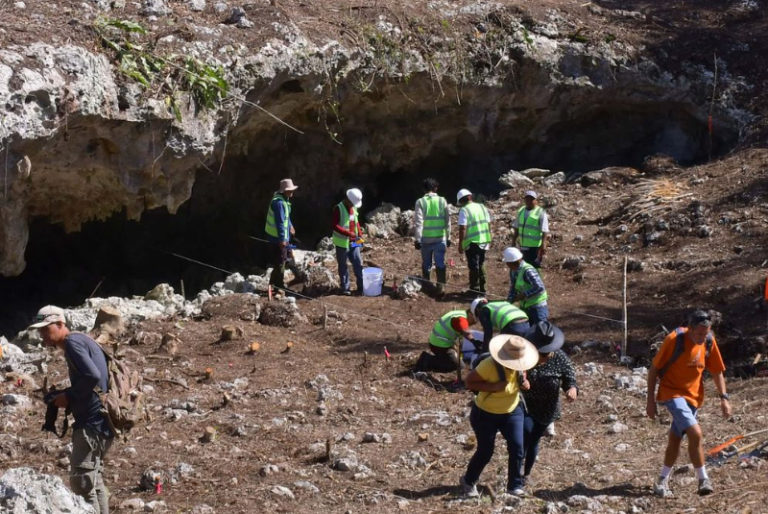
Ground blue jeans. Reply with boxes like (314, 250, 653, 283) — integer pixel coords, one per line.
(502, 320, 530, 338)
(464, 403, 525, 491)
(524, 303, 549, 324)
(420, 241, 446, 276)
(335, 246, 364, 292)
(522, 413, 548, 477)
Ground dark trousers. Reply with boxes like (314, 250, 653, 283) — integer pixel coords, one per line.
(268, 243, 288, 289)
(464, 243, 487, 292)
(522, 413, 548, 477)
(521, 247, 541, 268)
(416, 344, 458, 373)
(464, 403, 525, 491)
(524, 304, 549, 325)
(502, 320, 531, 338)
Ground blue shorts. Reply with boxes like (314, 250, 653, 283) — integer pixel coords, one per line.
(662, 397, 698, 438)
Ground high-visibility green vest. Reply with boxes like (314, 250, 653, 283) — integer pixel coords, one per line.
(515, 261, 548, 308)
(429, 310, 467, 348)
(265, 194, 291, 240)
(483, 301, 528, 330)
(418, 195, 448, 244)
(461, 202, 491, 250)
(332, 202, 359, 248)
(517, 205, 543, 248)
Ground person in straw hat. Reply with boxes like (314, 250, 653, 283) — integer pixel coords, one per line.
(264, 178, 299, 292)
(460, 334, 539, 498)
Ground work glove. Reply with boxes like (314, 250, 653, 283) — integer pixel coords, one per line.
(446, 239, 452, 247)
(414, 241, 422, 250)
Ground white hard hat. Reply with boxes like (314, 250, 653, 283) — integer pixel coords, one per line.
(456, 188, 472, 202)
(346, 188, 363, 208)
(470, 297, 487, 317)
(502, 247, 523, 263)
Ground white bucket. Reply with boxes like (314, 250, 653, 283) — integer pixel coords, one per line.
(362, 267, 383, 297)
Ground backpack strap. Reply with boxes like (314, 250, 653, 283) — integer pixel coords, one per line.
(657, 328, 686, 379)
(657, 328, 714, 378)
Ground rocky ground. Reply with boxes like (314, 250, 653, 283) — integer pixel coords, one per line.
(2, 151, 768, 513)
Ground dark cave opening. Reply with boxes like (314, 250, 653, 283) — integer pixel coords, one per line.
(0, 97, 738, 338)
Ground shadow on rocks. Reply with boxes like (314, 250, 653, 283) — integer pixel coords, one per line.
(533, 482, 647, 501)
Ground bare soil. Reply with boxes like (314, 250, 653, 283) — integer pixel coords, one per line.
(4, 146, 768, 513)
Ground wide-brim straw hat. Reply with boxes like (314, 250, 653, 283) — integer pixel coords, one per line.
(489, 334, 539, 371)
(279, 178, 298, 192)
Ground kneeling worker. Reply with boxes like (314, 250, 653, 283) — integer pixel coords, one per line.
(416, 307, 480, 372)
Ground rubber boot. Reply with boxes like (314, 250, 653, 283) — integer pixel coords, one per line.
(478, 264, 486, 293)
(422, 270, 432, 292)
(435, 267, 447, 297)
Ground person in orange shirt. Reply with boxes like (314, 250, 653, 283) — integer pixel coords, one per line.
(646, 309, 731, 497)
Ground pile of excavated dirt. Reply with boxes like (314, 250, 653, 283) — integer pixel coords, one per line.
(2, 147, 767, 512)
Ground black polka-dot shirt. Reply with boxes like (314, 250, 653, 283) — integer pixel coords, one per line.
(522, 350, 578, 425)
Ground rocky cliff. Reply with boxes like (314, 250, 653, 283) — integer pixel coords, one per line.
(0, 0, 752, 277)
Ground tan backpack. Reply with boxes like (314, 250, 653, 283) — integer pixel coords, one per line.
(97, 345, 148, 437)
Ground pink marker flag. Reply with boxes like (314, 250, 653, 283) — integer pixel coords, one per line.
(384, 346, 391, 360)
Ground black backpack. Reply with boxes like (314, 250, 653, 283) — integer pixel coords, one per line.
(657, 328, 714, 378)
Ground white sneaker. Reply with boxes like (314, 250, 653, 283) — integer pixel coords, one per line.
(653, 477, 672, 498)
(545, 422, 556, 437)
(459, 475, 479, 498)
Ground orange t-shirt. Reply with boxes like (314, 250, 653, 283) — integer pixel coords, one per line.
(652, 328, 725, 408)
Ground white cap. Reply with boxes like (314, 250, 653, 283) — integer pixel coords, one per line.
(470, 297, 487, 317)
(456, 188, 472, 202)
(502, 247, 523, 262)
(346, 188, 363, 208)
(524, 190, 537, 199)
(279, 178, 298, 192)
(29, 305, 66, 329)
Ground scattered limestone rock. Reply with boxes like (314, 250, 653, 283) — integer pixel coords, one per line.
(542, 171, 567, 187)
(396, 276, 422, 299)
(140, 469, 164, 491)
(188, 0, 205, 11)
(0, 467, 96, 513)
(259, 301, 304, 327)
(119, 497, 146, 510)
(499, 170, 535, 189)
(609, 421, 629, 434)
(270, 485, 295, 500)
(145, 500, 168, 511)
(293, 480, 319, 494)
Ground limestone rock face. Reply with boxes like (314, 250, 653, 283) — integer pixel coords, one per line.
(0, 467, 96, 513)
(0, 4, 747, 277)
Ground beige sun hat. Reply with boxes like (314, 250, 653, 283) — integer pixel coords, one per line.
(279, 178, 298, 192)
(28, 305, 67, 329)
(488, 334, 539, 371)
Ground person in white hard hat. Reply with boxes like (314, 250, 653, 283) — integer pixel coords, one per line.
(510, 190, 550, 268)
(503, 246, 549, 323)
(332, 188, 365, 295)
(457, 188, 492, 293)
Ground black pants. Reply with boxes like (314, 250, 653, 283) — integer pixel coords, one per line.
(521, 247, 541, 268)
(464, 243, 487, 292)
(415, 344, 458, 373)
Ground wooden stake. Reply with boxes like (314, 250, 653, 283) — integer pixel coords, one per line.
(323, 304, 328, 330)
(180, 279, 186, 300)
(621, 256, 628, 360)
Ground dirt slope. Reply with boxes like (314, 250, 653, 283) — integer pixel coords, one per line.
(4, 147, 767, 513)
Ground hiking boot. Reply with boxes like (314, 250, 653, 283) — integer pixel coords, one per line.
(459, 475, 479, 498)
(342, 290, 352, 296)
(545, 422, 556, 437)
(698, 478, 714, 496)
(507, 487, 526, 497)
(653, 477, 672, 498)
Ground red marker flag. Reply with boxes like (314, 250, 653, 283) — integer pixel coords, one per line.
(384, 346, 391, 360)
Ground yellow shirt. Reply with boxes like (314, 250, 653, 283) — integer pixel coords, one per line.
(474, 357, 520, 414)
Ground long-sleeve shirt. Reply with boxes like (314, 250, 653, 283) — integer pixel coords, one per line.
(266, 195, 293, 243)
(507, 266, 546, 302)
(63, 333, 112, 435)
(413, 192, 451, 242)
(521, 350, 577, 425)
(332, 203, 362, 238)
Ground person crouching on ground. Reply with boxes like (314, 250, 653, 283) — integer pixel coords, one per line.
(416, 307, 480, 372)
(520, 321, 577, 486)
(646, 309, 731, 497)
(460, 334, 539, 498)
(31, 306, 114, 514)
